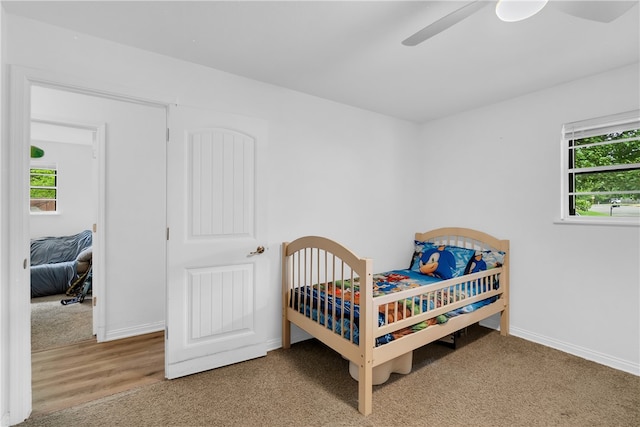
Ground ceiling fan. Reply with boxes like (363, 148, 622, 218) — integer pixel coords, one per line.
(402, 0, 638, 46)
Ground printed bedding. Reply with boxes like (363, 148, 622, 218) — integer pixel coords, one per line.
(291, 269, 498, 346)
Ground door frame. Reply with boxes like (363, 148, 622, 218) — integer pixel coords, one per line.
(7, 65, 174, 424)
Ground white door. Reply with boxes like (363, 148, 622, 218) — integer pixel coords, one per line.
(166, 105, 268, 379)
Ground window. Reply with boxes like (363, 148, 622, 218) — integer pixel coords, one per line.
(561, 110, 639, 224)
(30, 165, 58, 213)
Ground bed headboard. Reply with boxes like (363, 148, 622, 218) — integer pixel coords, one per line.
(415, 227, 509, 254)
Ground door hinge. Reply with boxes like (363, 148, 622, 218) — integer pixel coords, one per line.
(165, 327, 168, 340)
(93, 223, 97, 233)
(166, 227, 170, 240)
(93, 297, 97, 307)
(166, 128, 170, 142)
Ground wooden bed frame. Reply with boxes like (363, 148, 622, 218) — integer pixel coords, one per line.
(281, 227, 509, 415)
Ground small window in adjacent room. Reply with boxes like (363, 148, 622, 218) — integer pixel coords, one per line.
(30, 165, 58, 213)
(561, 110, 639, 225)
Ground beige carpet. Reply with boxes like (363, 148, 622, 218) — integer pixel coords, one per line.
(19, 324, 639, 427)
(31, 294, 93, 351)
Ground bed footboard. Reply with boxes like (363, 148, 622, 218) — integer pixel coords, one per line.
(281, 236, 373, 358)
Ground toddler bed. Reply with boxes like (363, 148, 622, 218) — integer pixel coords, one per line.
(281, 227, 509, 415)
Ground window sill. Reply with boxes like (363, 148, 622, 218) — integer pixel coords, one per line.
(554, 217, 640, 227)
(30, 211, 60, 216)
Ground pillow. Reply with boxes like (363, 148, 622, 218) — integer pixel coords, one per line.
(76, 260, 91, 274)
(464, 250, 505, 274)
(76, 246, 93, 263)
(410, 241, 475, 280)
(76, 246, 93, 274)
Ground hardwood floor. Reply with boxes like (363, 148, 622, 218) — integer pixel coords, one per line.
(31, 331, 164, 416)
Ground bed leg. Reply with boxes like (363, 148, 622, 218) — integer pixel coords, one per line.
(282, 316, 291, 349)
(500, 307, 510, 336)
(357, 363, 373, 416)
(281, 242, 291, 349)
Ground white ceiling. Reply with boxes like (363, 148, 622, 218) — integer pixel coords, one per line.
(3, 1, 639, 123)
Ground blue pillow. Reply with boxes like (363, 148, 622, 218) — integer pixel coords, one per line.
(464, 250, 505, 274)
(411, 241, 476, 280)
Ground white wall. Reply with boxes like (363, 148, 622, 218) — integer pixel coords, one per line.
(29, 120, 94, 239)
(418, 63, 640, 374)
(2, 15, 420, 352)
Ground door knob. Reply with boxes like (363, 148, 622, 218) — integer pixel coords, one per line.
(248, 246, 265, 256)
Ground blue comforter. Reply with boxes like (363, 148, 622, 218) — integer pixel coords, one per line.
(30, 230, 92, 298)
(31, 261, 78, 297)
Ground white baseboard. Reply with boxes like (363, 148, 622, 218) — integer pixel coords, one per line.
(510, 326, 639, 376)
(103, 321, 165, 342)
(477, 316, 637, 376)
(275, 320, 639, 377)
(268, 324, 313, 352)
(266, 337, 282, 352)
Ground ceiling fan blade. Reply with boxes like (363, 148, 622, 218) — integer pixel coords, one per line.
(402, 0, 488, 46)
(553, 0, 637, 23)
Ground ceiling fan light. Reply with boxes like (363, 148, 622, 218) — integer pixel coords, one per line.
(496, 0, 549, 22)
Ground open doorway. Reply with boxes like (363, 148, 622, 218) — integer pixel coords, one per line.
(24, 82, 168, 416)
(25, 83, 167, 342)
(29, 114, 99, 351)
(7, 65, 170, 423)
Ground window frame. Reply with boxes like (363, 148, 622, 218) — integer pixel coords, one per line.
(559, 110, 640, 226)
(30, 162, 59, 214)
